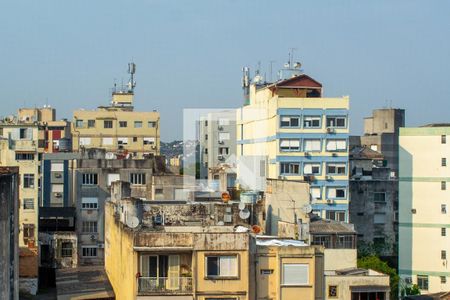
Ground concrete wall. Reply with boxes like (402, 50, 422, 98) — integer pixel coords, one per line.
(324, 272, 390, 300)
(324, 249, 357, 271)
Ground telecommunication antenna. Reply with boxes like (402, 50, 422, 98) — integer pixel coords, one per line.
(288, 47, 297, 68)
(127, 62, 136, 93)
(269, 60, 276, 82)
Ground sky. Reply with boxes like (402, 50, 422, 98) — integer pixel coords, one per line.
(1, 0, 450, 141)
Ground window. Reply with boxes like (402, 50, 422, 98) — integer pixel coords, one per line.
(155, 188, 163, 194)
(327, 163, 346, 175)
(102, 137, 113, 145)
(23, 198, 34, 210)
(205, 134, 208, 140)
(326, 139, 347, 151)
(327, 187, 346, 199)
(280, 116, 300, 128)
(304, 163, 321, 175)
(82, 173, 98, 185)
(82, 247, 97, 257)
(130, 173, 146, 185)
(337, 235, 354, 248)
(75, 120, 84, 128)
(204, 148, 208, 154)
(374, 213, 385, 224)
(206, 255, 238, 277)
(219, 147, 229, 155)
(442, 181, 447, 190)
(441, 276, 447, 284)
(443, 204, 447, 214)
(23, 174, 35, 188)
(51, 162, 64, 172)
(326, 116, 346, 128)
(312, 236, 330, 248)
(303, 116, 321, 128)
(134, 121, 143, 128)
(443, 158, 447, 167)
(79, 137, 91, 146)
(310, 187, 321, 199)
(282, 264, 309, 285)
(218, 132, 230, 141)
(442, 250, 447, 260)
(442, 135, 447, 144)
(87, 120, 95, 128)
(148, 121, 156, 128)
(19, 128, 28, 139)
(304, 139, 321, 152)
(119, 121, 127, 128)
(23, 224, 35, 241)
(326, 211, 346, 222)
(204, 120, 208, 126)
(118, 137, 129, 145)
(280, 162, 300, 175)
(374, 192, 386, 202)
(417, 275, 428, 290)
(442, 228, 446, 237)
(133, 137, 138, 142)
(81, 197, 98, 209)
(280, 139, 301, 151)
(15, 152, 34, 160)
(328, 285, 338, 297)
(61, 242, 73, 257)
(104, 120, 113, 128)
(82, 221, 98, 233)
(144, 137, 155, 145)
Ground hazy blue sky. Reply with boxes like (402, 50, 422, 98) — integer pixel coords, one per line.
(1, 0, 449, 141)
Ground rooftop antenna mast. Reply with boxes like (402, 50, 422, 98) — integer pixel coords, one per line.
(269, 60, 276, 82)
(288, 47, 297, 68)
(127, 62, 136, 93)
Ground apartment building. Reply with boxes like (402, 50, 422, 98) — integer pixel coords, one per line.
(399, 125, 450, 293)
(0, 167, 19, 300)
(0, 124, 40, 295)
(72, 83, 160, 158)
(237, 67, 350, 221)
(199, 109, 237, 181)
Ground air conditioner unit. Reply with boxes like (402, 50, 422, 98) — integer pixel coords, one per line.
(332, 153, 338, 157)
(218, 140, 224, 144)
(224, 214, 232, 223)
(326, 127, 335, 133)
(55, 173, 62, 178)
(326, 175, 333, 181)
(90, 235, 97, 241)
(54, 192, 62, 198)
(98, 243, 105, 249)
(218, 126, 224, 131)
(218, 155, 225, 160)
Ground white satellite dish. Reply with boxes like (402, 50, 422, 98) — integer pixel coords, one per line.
(239, 209, 250, 220)
(217, 221, 225, 226)
(126, 216, 140, 229)
(238, 202, 246, 210)
(302, 204, 313, 214)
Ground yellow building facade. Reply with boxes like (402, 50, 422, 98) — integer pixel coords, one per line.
(72, 93, 160, 158)
(237, 73, 350, 221)
(399, 125, 450, 293)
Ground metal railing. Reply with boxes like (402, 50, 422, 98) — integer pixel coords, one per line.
(138, 277, 193, 293)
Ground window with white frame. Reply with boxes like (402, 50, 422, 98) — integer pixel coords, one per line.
(75, 120, 84, 128)
(282, 264, 309, 285)
(310, 187, 321, 200)
(218, 132, 230, 141)
(82, 246, 98, 257)
(119, 121, 128, 128)
(104, 120, 113, 129)
(15, 152, 35, 160)
(23, 174, 35, 188)
(326, 139, 347, 151)
(81, 197, 98, 209)
(304, 139, 321, 152)
(61, 242, 73, 257)
(326, 163, 346, 175)
(82, 173, 98, 185)
(51, 162, 64, 172)
(118, 137, 128, 145)
(134, 121, 143, 128)
(280, 139, 301, 151)
(303, 163, 321, 175)
(326, 116, 346, 128)
(148, 121, 156, 128)
(205, 255, 238, 277)
(303, 116, 321, 128)
(130, 173, 146, 185)
(280, 162, 300, 175)
(102, 137, 113, 145)
(23, 198, 34, 210)
(327, 187, 347, 199)
(82, 221, 98, 233)
(79, 137, 91, 146)
(326, 210, 346, 222)
(143, 137, 155, 145)
(280, 116, 300, 128)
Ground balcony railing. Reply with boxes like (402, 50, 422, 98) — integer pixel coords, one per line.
(138, 277, 193, 294)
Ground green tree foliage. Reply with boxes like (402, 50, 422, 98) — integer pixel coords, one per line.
(358, 256, 399, 300)
(401, 284, 420, 297)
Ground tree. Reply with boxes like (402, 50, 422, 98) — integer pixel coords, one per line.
(358, 256, 399, 300)
(401, 284, 420, 297)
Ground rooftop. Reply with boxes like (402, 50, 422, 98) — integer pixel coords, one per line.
(421, 123, 450, 128)
(309, 218, 356, 235)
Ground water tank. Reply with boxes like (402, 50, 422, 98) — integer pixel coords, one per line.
(240, 192, 257, 204)
(59, 138, 72, 152)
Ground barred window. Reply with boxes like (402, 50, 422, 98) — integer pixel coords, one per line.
(82, 221, 97, 233)
(130, 173, 146, 185)
(82, 173, 98, 185)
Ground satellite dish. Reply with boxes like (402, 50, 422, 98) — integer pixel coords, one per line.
(143, 204, 151, 212)
(302, 204, 313, 214)
(239, 209, 250, 220)
(217, 221, 225, 226)
(238, 202, 246, 210)
(126, 216, 140, 229)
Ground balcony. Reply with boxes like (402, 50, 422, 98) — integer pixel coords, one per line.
(138, 277, 193, 294)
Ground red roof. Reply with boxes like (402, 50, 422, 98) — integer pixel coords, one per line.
(272, 74, 322, 89)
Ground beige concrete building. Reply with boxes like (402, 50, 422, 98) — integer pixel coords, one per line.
(399, 125, 450, 293)
(72, 91, 160, 158)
